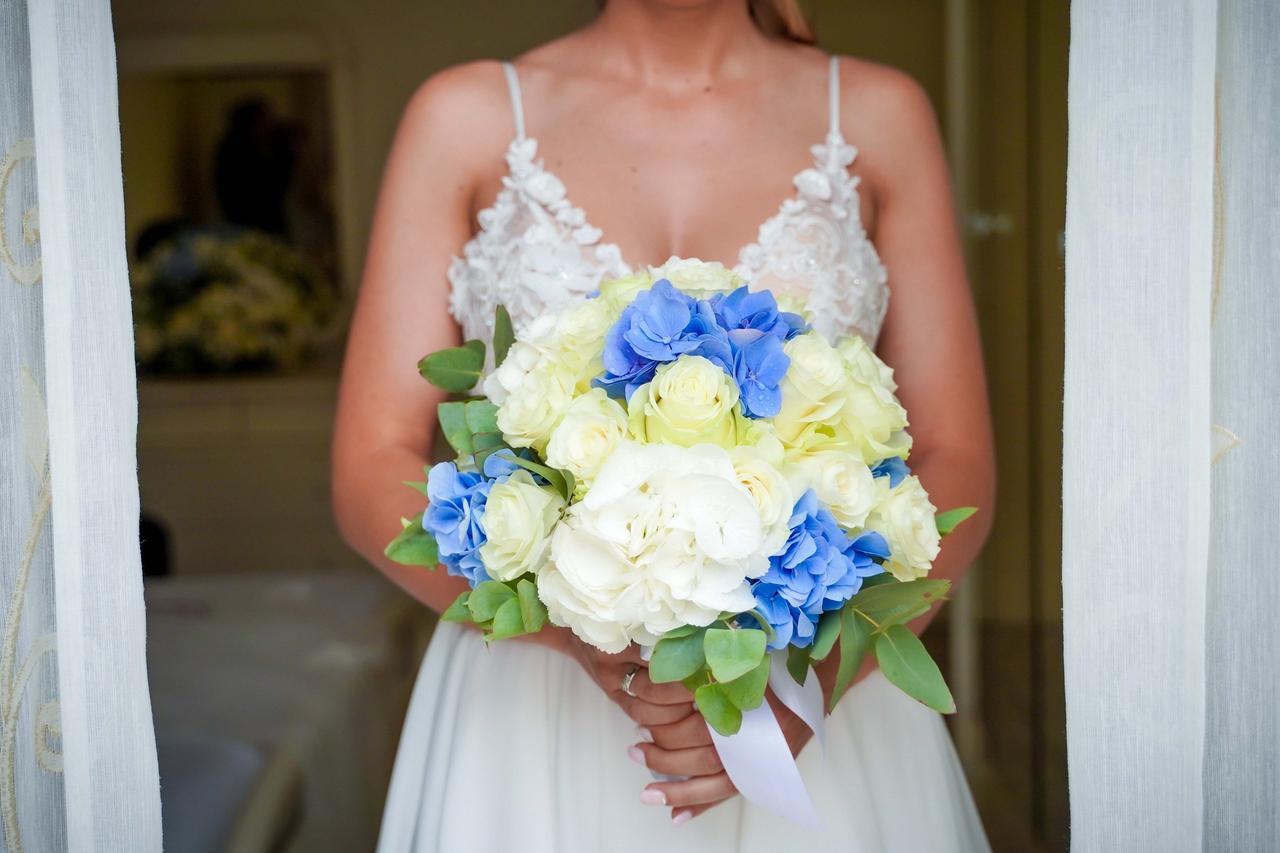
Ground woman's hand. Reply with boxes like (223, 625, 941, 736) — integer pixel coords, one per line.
(563, 635, 696, 728)
(630, 690, 815, 825)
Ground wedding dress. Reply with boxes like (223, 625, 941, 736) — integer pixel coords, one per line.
(378, 57, 990, 853)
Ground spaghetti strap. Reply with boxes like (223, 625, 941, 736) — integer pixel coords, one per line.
(501, 61, 526, 141)
(827, 55, 842, 139)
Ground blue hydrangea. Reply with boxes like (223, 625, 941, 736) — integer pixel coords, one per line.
(750, 490, 889, 650)
(423, 461, 494, 586)
(710, 286, 807, 342)
(727, 329, 790, 418)
(871, 456, 911, 487)
(596, 279, 732, 399)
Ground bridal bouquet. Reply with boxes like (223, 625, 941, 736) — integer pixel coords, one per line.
(386, 259, 973, 818)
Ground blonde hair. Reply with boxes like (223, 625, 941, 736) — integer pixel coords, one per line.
(594, 1, 816, 45)
(748, 0, 815, 44)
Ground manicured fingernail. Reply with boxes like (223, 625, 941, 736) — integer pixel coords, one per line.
(635, 726, 653, 743)
(627, 745, 646, 766)
(672, 810, 693, 826)
(639, 788, 666, 806)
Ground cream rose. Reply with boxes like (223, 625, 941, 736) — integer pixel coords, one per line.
(729, 445, 795, 557)
(540, 441, 765, 652)
(772, 332, 849, 449)
(627, 355, 739, 448)
(494, 366, 574, 451)
(478, 470, 566, 581)
(648, 257, 742, 297)
(787, 451, 878, 530)
(868, 474, 941, 581)
(544, 389, 629, 489)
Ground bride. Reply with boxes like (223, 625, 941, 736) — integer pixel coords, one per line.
(333, 0, 995, 849)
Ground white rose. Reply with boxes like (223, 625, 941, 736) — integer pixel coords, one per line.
(544, 389, 629, 489)
(647, 257, 742, 297)
(786, 451, 878, 530)
(478, 470, 566, 581)
(837, 334, 898, 393)
(729, 445, 795, 557)
(773, 332, 849, 447)
(540, 441, 764, 652)
(868, 474, 940, 581)
(494, 366, 574, 451)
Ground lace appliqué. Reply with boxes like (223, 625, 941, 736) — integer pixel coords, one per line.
(734, 132, 889, 346)
(447, 137, 628, 350)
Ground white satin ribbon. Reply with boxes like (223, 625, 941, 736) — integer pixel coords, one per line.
(705, 650, 825, 827)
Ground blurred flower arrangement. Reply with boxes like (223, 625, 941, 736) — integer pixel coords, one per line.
(131, 227, 336, 375)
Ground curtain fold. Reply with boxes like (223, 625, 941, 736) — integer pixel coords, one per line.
(2, 0, 162, 849)
(1065, 1, 1278, 850)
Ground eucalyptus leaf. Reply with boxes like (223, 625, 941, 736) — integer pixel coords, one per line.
(660, 624, 700, 641)
(720, 656, 770, 711)
(650, 629, 706, 684)
(437, 401, 474, 457)
(830, 605, 872, 712)
(695, 683, 743, 736)
(488, 597, 526, 640)
(874, 624, 956, 713)
(936, 506, 978, 536)
(464, 400, 500, 436)
(467, 580, 516, 623)
(809, 610, 842, 662)
(441, 591, 472, 623)
(850, 578, 951, 628)
(402, 480, 428, 496)
(786, 644, 811, 686)
(703, 628, 767, 683)
(516, 577, 547, 632)
(418, 341, 486, 392)
(383, 515, 439, 567)
(504, 455, 570, 501)
(493, 304, 515, 368)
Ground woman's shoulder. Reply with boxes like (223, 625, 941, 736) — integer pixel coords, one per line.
(832, 55, 938, 134)
(396, 60, 520, 170)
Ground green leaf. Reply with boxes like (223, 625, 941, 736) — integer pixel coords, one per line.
(437, 402, 474, 457)
(786, 644, 811, 686)
(418, 341, 486, 393)
(516, 577, 547, 632)
(650, 629, 706, 683)
(874, 624, 956, 713)
(660, 624, 700, 641)
(703, 628, 767, 683)
(383, 515, 439, 567)
(720, 656, 770, 711)
(695, 683, 743, 736)
(493, 305, 515, 368)
(402, 480, 428, 496)
(936, 506, 978, 536)
(809, 611, 843, 662)
(681, 672, 706, 693)
(850, 578, 951, 628)
(830, 605, 872, 712)
(467, 580, 516, 623)
(860, 572, 896, 590)
(441, 591, 473, 623)
(504, 455, 570, 501)
(487, 597, 526, 640)
(464, 400, 500, 436)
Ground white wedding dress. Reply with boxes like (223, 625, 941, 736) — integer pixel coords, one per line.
(378, 58, 989, 853)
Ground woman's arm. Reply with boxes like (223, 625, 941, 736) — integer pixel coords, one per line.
(331, 64, 505, 615)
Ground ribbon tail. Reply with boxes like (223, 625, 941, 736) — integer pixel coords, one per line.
(705, 650, 826, 828)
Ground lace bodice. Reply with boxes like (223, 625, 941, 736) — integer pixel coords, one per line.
(448, 57, 889, 349)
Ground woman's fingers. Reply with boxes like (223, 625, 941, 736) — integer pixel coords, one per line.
(620, 695, 695, 727)
(641, 772, 738, 809)
(645, 708, 714, 751)
(626, 668, 694, 705)
(629, 742, 723, 777)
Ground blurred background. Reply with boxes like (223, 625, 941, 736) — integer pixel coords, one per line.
(111, 1, 1067, 850)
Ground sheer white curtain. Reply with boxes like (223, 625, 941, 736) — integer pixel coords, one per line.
(1, 0, 162, 849)
(1064, 1, 1279, 850)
